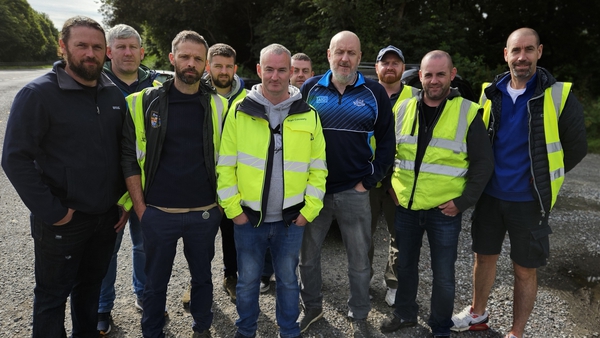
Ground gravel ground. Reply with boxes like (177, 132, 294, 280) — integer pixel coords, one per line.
(1, 71, 599, 337)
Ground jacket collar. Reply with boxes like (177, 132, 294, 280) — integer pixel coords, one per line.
(54, 60, 116, 91)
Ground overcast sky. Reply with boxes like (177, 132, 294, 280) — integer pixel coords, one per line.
(28, 0, 104, 30)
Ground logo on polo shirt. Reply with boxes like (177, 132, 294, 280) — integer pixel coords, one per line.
(353, 99, 365, 107)
(316, 96, 328, 103)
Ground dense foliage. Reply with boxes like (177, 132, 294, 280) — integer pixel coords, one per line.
(0, 0, 58, 62)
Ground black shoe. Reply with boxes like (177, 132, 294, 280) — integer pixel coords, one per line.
(379, 314, 417, 333)
(350, 318, 370, 338)
(97, 312, 112, 335)
(433, 335, 450, 338)
(299, 307, 324, 333)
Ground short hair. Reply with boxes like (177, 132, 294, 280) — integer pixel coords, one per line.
(171, 30, 209, 54)
(291, 52, 312, 65)
(61, 16, 105, 45)
(259, 43, 291, 65)
(421, 50, 454, 69)
(106, 24, 142, 47)
(507, 27, 541, 47)
(208, 43, 236, 63)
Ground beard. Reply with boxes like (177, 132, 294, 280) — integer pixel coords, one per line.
(423, 83, 451, 102)
(510, 61, 534, 79)
(332, 69, 357, 85)
(378, 71, 401, 84)
(213, 75, 233, 89)
(176, 66, 202, 85)
(65, 48, 103, 82)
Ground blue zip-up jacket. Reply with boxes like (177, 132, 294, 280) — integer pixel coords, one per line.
(103, 61, 158, 96)
(1, 61, 128, 224)
(301, 70, 394, 193)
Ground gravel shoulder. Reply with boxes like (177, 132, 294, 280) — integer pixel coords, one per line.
(1, 76, 599, 338)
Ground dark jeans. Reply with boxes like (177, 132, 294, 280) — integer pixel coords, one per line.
(141, 206, 220, 338)
(31, 207, 118, 338)
(393, 205, 461, 336)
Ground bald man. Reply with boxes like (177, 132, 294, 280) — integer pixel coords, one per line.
(451, 28, 586, 338)
(298, 31, 395, 338)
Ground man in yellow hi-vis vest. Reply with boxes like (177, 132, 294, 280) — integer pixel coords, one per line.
(451, 28, 587, 338)
(120, 30, 227, 338)
(369, 45, 420, 307)
(217, 44, 327, 338)
(379, 50, 493, 338)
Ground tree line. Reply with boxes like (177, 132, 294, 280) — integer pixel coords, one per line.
(0, 0, 58, 63)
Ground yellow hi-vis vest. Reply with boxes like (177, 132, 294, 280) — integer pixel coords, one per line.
(117, 89, 227, 212)
(480, 81, 571, 209)
(371, 85, 420, 187)
(392, 96, 480, 210)
(216, 102, 327, 224)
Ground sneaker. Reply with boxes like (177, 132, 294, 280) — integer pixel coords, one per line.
(135, 297, 169, 317)
(97, 312, 112, 335)
(182, 283, 192, 309)
(379, 314, 416, 333)
(350, 318, 370, 338)
(505, 334, 521, 338)
(299, 307, 324, 333)
(450, 305, 489, 332)
(223, 276, 237, 303)
(259, 275, 271, 293)
(385, 288, 397, 306)
(433, 335, 450, 338)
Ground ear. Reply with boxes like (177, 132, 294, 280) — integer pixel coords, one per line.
(140, 47, 145, 60)
(450, 67, 457, 81)
(169, 52, 175, 66)
(256, 63, 262, 79)
(106, 46, 113, 59)
(234, 64, 238, 74)
(537, 44, 543, 59)
(504, 47, 508, 63)
(59, 38, 67, 56)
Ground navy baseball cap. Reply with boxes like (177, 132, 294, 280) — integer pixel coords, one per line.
(376, 45, 405, 63)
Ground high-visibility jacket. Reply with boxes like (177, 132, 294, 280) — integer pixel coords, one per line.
(392, 84, 420, 116)
(392, 96, 480, 210)
(216, 98, 327, 226)
(118, 79, 227, 211)
(480, 81, 571, 210)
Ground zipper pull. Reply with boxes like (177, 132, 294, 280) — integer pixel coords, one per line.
(97, 106, 100, 115)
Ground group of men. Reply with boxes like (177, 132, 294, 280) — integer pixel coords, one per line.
(1, 13, 587, 338)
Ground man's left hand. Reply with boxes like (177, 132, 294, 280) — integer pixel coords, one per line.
(115, 206, 130, 232)
(438, 200, 459, 217)
(293, 214, 308, 226)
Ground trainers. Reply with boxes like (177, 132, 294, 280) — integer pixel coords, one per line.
(182, 282, 191, 309)
(135, 297, 169, 317)
(505, 334, 521, 338)
(260, 275, 271, 293)
(299, 307, 324, 333)
(451, 305, 489, 332)
(379, 314, 416, 333)
(350, 318, 370, 338)
(191, 329, 212, 337)
(385, 288, 397, 306)
(223, 276, 237, 302)
(97, 312, 112, 335)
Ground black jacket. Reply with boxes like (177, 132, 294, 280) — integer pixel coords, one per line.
(1, 61, 128, 223)
(121, 78, 219, 201)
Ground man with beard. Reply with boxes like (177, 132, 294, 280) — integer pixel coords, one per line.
(183, 42, 246, 305)
(290, 53, 314, 88)
(299, 31, 395, 338)
(97, 24, 162, 334)
(379, 50, 493, 338)
(369, 45, 419, 307)
(451, 28, 587, 338)
(1, 16, 128, 337)
(120, 30, 227, 337)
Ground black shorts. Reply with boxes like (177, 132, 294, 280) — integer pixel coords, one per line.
(471, 193, 552, 268)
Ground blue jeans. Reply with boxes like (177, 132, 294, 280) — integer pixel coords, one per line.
(30, 207, 118, 338)
(98, 213, 146, 312)
(234, 220, 304, 338)
(393, 205, 461, 336)
(140, 206, 220, 338)
(299, 188, 371, 319)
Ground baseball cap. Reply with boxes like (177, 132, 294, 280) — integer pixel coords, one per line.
(376, 45, 405, 63)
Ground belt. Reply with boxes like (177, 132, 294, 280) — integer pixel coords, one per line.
(147, 202, 218, 219)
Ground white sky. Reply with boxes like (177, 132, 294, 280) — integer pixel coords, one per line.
(28, 0, 104, 30)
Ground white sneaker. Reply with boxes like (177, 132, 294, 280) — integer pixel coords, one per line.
(385, 287, 396, 306)
(259, 275, 271, 293)
(451, 305, 490, 332)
